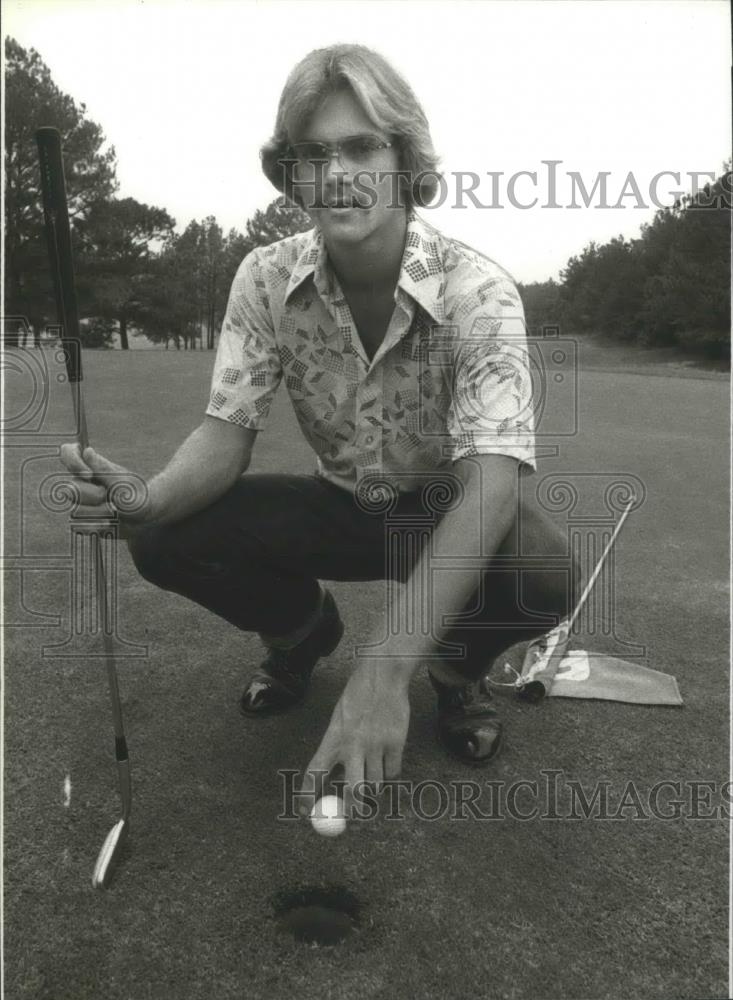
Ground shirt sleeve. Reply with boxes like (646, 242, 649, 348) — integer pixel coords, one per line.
(447, 277, 537, 471)
(205, 249, 282, 429)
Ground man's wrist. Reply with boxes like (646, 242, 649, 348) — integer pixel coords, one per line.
(358, 646, 430, 689)
(110, 473, 158, 527)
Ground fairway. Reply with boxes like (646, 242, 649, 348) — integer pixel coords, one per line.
(3, 345, 729, 1000)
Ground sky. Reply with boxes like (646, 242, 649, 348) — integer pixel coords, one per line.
(4, 0, 731, 283)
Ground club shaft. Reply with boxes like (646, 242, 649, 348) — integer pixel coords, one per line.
(95, 537, 132, 821)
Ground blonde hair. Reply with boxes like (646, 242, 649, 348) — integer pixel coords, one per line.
(260, 44, 441, 209)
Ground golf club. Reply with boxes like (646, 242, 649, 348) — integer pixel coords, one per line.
(36, 125, 132, 889)
(515, 494, 636, 702)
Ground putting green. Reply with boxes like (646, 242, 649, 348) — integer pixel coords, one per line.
(3, 345, 729, 1000)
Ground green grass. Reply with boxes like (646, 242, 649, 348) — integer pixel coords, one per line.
(3, 343, 729, 1000)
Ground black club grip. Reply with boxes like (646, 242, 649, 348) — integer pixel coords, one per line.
(36, 126, 83, 384)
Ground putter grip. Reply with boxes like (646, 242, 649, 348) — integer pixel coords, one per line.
(35, 126, 83, 383)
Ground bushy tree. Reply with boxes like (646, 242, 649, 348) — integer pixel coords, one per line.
(4, 37, 117, 344)
(555, 166, 730, 360)
(74, 197, 175, 348)
(136, 199, 312, 349)
(136, 219, 237, 349)
(245, 197, 313, 247)
(518, 279, 562, 336)
(559, 242, 601, 334)
(638, 171, 731, 357)
(79, 317, 116, 349)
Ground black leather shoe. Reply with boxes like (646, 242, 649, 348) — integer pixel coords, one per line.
(429, 671, 504, 765)
(240, 589, 344, 716)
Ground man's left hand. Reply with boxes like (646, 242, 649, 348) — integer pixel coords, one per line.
(296, 659, 411, 816)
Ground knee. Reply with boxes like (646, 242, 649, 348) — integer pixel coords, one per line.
(126, 527, 176, 588)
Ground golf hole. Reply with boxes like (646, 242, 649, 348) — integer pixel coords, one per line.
(273, 885, 360, 946)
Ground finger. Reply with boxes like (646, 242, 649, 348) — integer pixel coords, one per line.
(383, 746, 403, 781)
(69, 479, 108, 506)
(343, 756, 366, 817)
(295, 752, 334, 817)
(60, 442, 93, 478)
(83, 447, 125, 476)
(365, 753, 384, 789)
(295, 770, 330, 818)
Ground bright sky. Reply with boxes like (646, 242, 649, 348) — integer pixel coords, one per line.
(5, 0, 731, 283)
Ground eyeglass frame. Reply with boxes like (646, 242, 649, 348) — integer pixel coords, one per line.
(286, 133, 395, 173)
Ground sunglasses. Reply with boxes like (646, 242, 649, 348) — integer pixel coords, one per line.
(288, 134, 394, 172)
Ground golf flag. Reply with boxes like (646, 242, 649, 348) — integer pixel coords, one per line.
(540, 650, 683, 705)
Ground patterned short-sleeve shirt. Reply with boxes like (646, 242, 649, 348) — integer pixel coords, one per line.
(207, 210, 537, 494)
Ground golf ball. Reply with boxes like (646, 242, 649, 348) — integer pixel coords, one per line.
(310, 795, 347, 838)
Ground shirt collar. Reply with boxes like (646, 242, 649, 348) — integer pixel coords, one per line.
(284, 211, 445, 322)
(284, 228, 323, 301)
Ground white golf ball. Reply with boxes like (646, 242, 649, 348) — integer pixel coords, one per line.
(309, 795, 347, 837)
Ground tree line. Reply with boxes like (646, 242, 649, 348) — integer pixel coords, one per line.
(4, 37, 311, 350)
(4, 36, 730, 360)
(519, 169, 731, 360)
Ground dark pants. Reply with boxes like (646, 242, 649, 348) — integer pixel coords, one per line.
(127, 472, 579, 683)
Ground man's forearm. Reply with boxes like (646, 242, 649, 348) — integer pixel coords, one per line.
(368, 456, 519, 685)
(143, 421, 251, 526)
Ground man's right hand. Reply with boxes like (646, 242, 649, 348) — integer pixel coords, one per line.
(57, 418, 257, 536)
(59, 443, 153, 535)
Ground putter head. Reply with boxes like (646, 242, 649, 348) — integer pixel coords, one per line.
(92, 818, 128, 889)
